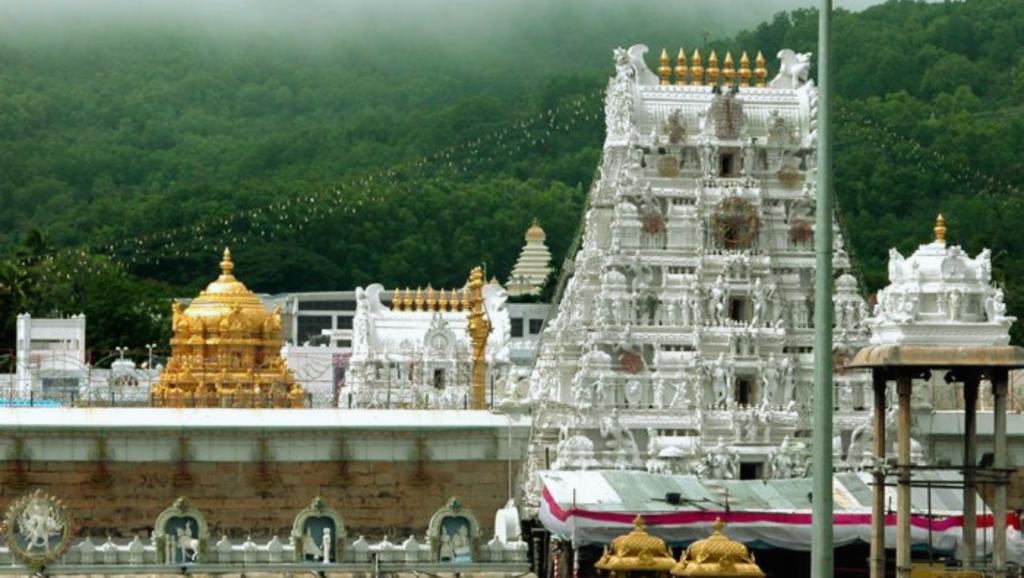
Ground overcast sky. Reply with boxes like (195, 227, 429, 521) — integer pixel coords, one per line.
(0, 0, 907, 39)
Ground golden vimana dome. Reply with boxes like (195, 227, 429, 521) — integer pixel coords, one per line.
(671, 518, 764, 578)
(525, 218, 547, 242)
(596, 515, 677, 575)
(150, 248, 304, 409)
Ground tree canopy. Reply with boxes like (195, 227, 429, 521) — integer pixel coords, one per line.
(3, 0, 1024, 350)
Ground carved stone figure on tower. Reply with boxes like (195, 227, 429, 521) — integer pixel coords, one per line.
(600, 409, 641, 469)
(711, 353, 731, 408)
(710, 275, 728, 323)
(770, 50, 812, 89)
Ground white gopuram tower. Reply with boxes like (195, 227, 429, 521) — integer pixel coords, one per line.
(507, 220, 554, 297)
(519, 46, 877, 513)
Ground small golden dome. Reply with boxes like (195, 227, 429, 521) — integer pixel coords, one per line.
(525, 219, 546, 242)
(184, 249, 269, 325)
(596, 515, 676, 574)
(671, 519, 764, 578)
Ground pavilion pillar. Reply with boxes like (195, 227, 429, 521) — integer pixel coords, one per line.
(992, 369, 1009, 578)
(870, 369, 888, 578)
(962, 372, 979, 567)
(896, 375, 913, 578)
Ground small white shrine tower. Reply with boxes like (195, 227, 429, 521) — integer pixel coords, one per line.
(507, 220, 554, 297)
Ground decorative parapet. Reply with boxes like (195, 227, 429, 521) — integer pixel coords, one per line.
(0, 492, 530, 570)
(290, 495, 347, 563)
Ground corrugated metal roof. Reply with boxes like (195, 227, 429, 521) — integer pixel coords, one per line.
(539, 470, 978, 515)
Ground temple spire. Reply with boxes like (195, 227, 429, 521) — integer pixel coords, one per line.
(935, 214, 946, 245)
(220, 248, 234, 277)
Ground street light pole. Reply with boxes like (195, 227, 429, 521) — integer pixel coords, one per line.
(490, 407, 515, 505)
(811, 2, 835, 578)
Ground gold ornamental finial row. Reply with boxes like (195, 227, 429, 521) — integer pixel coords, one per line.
(391, 285, 471, 313)
(658, 49, 767, 88)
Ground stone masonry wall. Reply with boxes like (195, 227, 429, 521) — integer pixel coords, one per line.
(0, 459, 517, 540)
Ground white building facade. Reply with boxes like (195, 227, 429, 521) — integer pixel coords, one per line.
(343, 282, 514, 409)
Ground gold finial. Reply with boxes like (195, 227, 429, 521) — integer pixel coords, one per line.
(739, 51, 751, 87)
(755, 51, 767, 87)
(403, 288, 412, 311)
(658, 48, 671, 85)
(449, 288, 459, 311)
(462, 287, 471, 312)
(674, 48, 688, 85)
(691, 49, 703, 86)
(633, 514, 645, 530)
(392, 288, 401, 312)
(220, 248, 234, 277)
(426, 284, 436, 312)
(707, 50, 719, 86)
(723, 52, 736, 87)
(415, 287, 424, 311)
(712, 517, 725, 535)
(439, 288, 449, 312)
(935, 214, 946, 245)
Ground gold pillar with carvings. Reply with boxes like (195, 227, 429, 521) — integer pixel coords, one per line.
(466, 266, 491, 410)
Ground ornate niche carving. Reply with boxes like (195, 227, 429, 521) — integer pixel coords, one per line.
(712, 197, 760, 249)
(153, 497, 208, 565)
(427, 497, 482, 563)
(290, 495, 347, 563)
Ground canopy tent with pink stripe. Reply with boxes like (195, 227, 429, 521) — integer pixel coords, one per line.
(537, 470, 1005, 552)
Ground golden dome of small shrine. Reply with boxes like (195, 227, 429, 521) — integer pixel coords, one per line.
(671, 519, 764, 578)
(595, 515, 677, 578)
(151, 248, 304, 409)
(525, 218, 547, 242)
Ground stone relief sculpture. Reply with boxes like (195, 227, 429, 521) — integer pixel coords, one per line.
(700, 437, 740, 479)
(600, 409, 641, 468)
(4, 489, 73, 567)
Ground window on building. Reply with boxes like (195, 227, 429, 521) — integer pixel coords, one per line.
(529, 319, 544, 334)
(41, 377, 79, 391)
(719, 153, 738, 177)
(729, 297, 752, 322)
(511, 318, 524, 338)
(735, 377, 752, 406)
(739, 462, 763, 480)
(433, 368, 446, 389)
(297, 315, 332, 345)
(298, 300, 356, 311)
(336, 315, 353, 329)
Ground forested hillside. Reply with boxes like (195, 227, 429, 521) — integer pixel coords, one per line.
(2, 0, 1024, 353)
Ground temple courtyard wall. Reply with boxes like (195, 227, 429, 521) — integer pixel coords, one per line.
(0, 408, 530, 539)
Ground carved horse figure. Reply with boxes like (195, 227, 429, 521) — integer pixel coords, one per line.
(770, 50, 812, 89)
(176, 526, 200, 562)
